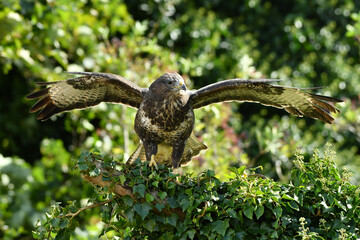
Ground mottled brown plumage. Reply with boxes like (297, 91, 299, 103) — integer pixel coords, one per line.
(27, 72, 342, 168)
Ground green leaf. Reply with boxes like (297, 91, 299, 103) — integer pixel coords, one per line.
(334, 199, 347, 211)
(238, 165, 246, 175)
(228, 167, 238, 175)
(144, 219, 157, 232)
(133, 184, 146, 198)
(159, 232, 174, 240)
(54, 229, 71, 240)
(124, 209, 134, 222)
(156, 203, 165, 211)
(152, 181, 159, 187)
(59, 218, 69, 229)
(166, 214, 178, 227)
(168, 197, 179, 208)
(119, 175, 126, 185)
(77, 163, 88, 171)
(185, 188, 192, 196)
(50, 218, 60, 228)
(123, 195, 134, 207)
(288, 201, 299, 211)
(180, 198, 191, 211)
(273, 206, 282, 219)
(227, 208, 237, 218)
(158, 191, 168, 200)
(134, 202, 153, 220)
(281, 194, 295, 201)
(187, 229, 196, 239)
(244, 206, 254, 220)
(255, 205, 264, 219)
(145, 193, 155, 202)
(206, 170, 215, 177)
(211, 219, 229, 236)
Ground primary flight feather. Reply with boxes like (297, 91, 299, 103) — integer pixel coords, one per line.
(27, 72, 342, 168)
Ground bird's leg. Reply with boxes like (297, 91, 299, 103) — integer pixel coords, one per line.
(171, 142, 186, 169)
(144, 141, 158, 169)
(149, 155, 158, 170)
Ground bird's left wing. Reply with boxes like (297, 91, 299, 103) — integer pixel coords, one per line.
(27, 72, 147, 121)
(189, 79, 342, 124)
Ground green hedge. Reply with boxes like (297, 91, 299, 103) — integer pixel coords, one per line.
(33, 144, 359, 239)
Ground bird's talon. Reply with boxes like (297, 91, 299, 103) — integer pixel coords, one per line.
(149, 155, 158, 170)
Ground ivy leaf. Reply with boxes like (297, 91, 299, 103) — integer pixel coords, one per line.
(166, 214, 178, 227)
(152, 181, 159, 187)
(211, 219, 229, 236)
(187, 229, 196, 239)
(180, 198, 191, 211)
(158, 191, 168, 200)
(134, 202, 153, 220)
(159, 232, 174, 240)
(145, 193, 155, 202)
(167, 197, 179, 208)
(123, 195, 134, 207)
(59, 218, 69, 229)
(206, 170, 215, 177)
(124, 209, 134, 222)
(156, 203, 165, 211)
(50, 218, 60, 228)
(133, 184, 146, 198)
(77, 163, 88, 171)
(144, 219, 157, 232)
(119, 175, 126, 185)
(54, 229, 71, 240)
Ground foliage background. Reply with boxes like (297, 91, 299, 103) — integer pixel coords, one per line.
(0, 0, 359, 239)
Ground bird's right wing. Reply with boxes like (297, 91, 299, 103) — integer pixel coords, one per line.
(26, 72, 147, 121)
(189, 79, 342, 124)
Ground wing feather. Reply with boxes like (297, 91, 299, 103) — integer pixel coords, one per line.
(190, 79, 342, 124)
(26, 72, 147, 121)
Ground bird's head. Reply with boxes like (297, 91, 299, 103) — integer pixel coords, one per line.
(149, 73, 186, 94)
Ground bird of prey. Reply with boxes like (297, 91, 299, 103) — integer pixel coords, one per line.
(27, 72, 342, 168)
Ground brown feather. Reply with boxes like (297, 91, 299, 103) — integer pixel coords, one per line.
(26, 87, 50, 99)
(30, 96, 52, 113)
(311, 104, 334, 124)
(284, 107, 303, 117)
(37, 103, 58, 120)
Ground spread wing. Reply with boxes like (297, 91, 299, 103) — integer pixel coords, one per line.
(26, 72, 147, 121)
(190, 79, 342, 124)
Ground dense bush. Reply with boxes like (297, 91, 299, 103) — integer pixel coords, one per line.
(33, 145, 359, 239)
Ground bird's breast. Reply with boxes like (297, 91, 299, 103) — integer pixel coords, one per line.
(135, 93, 194, 143)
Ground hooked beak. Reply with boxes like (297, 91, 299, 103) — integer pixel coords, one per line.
(174, 73, 186, 90)
(178, 79, 186, 91)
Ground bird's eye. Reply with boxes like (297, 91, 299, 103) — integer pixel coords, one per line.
(167, 80, 173, 85)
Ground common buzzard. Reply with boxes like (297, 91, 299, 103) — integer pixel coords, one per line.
(27, 72, 342, 168)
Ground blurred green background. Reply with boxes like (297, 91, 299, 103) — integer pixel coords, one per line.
(0, 0, 359, 239)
